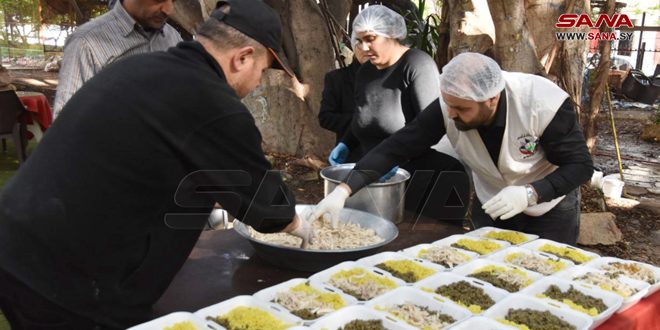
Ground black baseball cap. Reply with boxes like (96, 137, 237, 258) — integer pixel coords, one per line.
(211, 0, 295, 78)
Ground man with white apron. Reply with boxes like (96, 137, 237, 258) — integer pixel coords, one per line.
(312, 53, 593, 245)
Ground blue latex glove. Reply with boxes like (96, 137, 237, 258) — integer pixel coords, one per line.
(379, 166, 399, 182)
(328, 143, 349, 165)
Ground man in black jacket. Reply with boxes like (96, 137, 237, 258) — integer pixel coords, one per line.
(318, 46, 369, 162)
(0, 1, 312, 329)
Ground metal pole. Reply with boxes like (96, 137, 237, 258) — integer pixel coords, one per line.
(635, 12, 645, 70)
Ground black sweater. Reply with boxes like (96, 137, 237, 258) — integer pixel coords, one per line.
(0, 41, 295, 328)
(343, 48, 441, 156)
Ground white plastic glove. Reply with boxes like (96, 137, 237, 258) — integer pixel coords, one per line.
(287, 212, 315, 249)
(310, 185, 351, 228)
(482, 185, 528, 220)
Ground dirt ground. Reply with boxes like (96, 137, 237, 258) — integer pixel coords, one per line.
(10, 68, 660, 266)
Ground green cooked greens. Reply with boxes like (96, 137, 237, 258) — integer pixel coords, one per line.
(505, 308, 576, 330)
(290, 308, 319, 320)
(469, 271, 521, 292)
(543, 285, 608, 313)
(435, 280, 496, 310)
(375, 263, 417, 283)
(340, 319, 386, 330)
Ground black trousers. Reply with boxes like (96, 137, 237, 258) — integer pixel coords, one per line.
(401, 150, 468, 222)
(470, 188, 581, 245)
(0, 268, 109, 330)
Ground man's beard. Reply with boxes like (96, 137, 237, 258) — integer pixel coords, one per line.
(453, 103, 492, 131)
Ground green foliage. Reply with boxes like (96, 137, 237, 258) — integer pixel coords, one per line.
(403, 0, 441, 60)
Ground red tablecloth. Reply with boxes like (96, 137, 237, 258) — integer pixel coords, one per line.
(17, 91, 52, 131)
(596, 290, 660, 330)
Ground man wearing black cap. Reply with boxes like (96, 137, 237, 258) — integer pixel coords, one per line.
(0, 1, 312, 329)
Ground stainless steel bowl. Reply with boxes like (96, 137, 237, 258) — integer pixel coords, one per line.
(321, 164, 410, 223)
(233, 204, 398, 272)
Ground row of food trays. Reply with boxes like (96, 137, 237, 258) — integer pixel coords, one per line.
(130, 226, 660, 330)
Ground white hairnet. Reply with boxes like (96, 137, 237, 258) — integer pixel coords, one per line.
(351, 5, 407, 47)
(440, 52, 505, 102)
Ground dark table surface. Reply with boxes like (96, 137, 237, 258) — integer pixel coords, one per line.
(153, 216, 466, 316)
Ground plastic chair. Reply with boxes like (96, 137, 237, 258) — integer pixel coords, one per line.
(0, 90, 28, 163)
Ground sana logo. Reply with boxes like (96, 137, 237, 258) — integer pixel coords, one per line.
(518, 135, 539, 157)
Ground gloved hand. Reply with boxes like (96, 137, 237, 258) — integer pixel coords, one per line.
(328, 143, 349, 166)
(310, 184, 351, 228)
(287, 212, 315, 249)
(378, 166, 399, 182)
(482, 185, 528, 220)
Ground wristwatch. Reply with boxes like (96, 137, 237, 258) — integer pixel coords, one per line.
(525, 184, 538, 206)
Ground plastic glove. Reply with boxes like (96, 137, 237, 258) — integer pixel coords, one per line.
(378, 166, 399, 182)
(482, 185, 528, 220)
(288, 212, 315, 249)
(310, 185, 351, 228)
(328, 143, 349, 166)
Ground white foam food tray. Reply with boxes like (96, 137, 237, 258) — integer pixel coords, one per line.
(307, 305, 413, 330)
(127, 312, 208, 330)
(519, 276, 623, 328)
(413, 272, 509, 314)
(483, 294, 594, 330)
(400, 243, 479, 269)
(432, 234, 511, 256)
(465, 226, 538, 245)
(584, 256, 660, 296)
(365, 286, 471, 329)
(447, 316, 519, 330)
(451, 259, 543, 293)
(519, 239, 599, 265)
(553, 266, 650, 313)
(253, 278, 358, 325)
(193, 295, 301, 329)
(356, 251, 444, 282)
(308, 261, 406, 302)
(487, 246, 574, 275)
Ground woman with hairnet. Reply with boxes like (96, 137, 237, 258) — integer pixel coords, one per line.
(314, 52, 593, 245)
(327, 5, 465, 219)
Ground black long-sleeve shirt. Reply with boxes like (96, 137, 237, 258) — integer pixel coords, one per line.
(345, 90, 593, 204)
(318, 60, 361, 144)
(0, 41, 295, 328)
(342, 48, 441, 156)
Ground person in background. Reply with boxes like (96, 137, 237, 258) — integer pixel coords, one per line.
(313, 52, 593, 245)
(327, 5, 464, 218)
(318, 44, 369, 162)
(53, 0, 182, 118)
(0, 1, 312, 328)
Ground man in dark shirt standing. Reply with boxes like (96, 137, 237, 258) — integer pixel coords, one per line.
(0, 1, 313, 329)
(312, 52, 593, 245)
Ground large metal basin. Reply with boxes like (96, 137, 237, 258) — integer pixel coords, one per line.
(320, 164, 410, 224)
(233, 205, 398, 272)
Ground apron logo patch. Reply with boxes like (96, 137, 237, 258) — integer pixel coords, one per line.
(517, 135, 539, 158)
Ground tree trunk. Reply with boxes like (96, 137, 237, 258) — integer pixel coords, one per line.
(584, 0, 615, 154)
(326, 0, 352, 37)
(444, 0, 495, 63)
(171, 0, 336, 158)
(487, 0, 541, 73)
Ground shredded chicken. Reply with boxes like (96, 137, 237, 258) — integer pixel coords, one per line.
(247, 217, 383, 250)
(601, 262, 656, 285)
(506, 252, 564, 275)
(575, 272, 638, 297)
(418, 246, 472, 268)
(329, 268, 397, 301)
(386, 302, 455, 329)
(272, 284, 339, 318)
